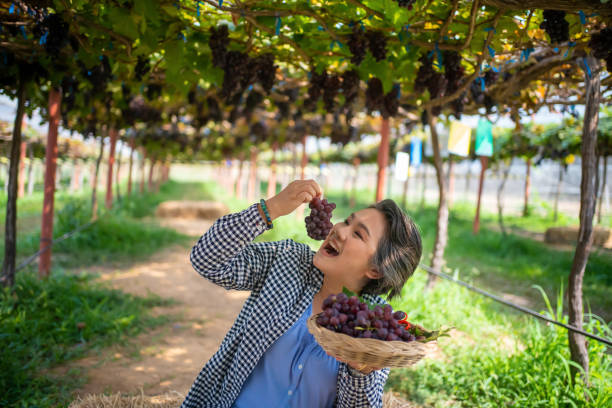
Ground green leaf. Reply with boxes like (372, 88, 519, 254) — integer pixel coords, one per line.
(342, 286, 357, 297)
(107, 8, 139, 40)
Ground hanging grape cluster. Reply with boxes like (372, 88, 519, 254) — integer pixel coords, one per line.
(347, 25, 368, 65)
(366, 30, 387, 62)
(209, 25, 276, 103)
(589, 28, 612, 73)
(414, 55, 447, 98)
(305, 197, 335, 240)
(134, 56, 151, 81)
(80, 56, 112, 94)
(323, 74, 341, 112)
(395, 0, 416, 10)
(316, 293, 425, 342)
(365, 77, 384, 113)
(347, 26, 388, 65)
(341, 70, 360, 107)
(365, 78, 399, 118)
(305, 70, 328, 111)
(206, 97, 223, 123)
(32, 13, 70, 57)
(209, 25, 229, 68)
(539, 10, 569, 44)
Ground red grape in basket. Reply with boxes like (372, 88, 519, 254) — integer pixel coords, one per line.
(305, 197, 336, 240)
(316, 293, 418, 343)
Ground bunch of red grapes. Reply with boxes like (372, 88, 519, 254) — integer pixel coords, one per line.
(316, 293, 424, 342)
(305, 197, 335, 240)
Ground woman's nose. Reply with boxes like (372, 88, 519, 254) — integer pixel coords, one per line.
(334, 223, 348, 241)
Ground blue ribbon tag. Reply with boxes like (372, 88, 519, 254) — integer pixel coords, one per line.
(582, 57, 591, 78)
(579, 10, 586, 25)
(20, 26, 27, 39)
(275, 16, 281, 35)
(219, 0, 223, 7)
(483, 27, 496, 33)
(39, 32, 48, 44)
(9, 3, 15, 14)
(197, 2, 200, 17)
(317, 25, 324, 31)
(487, 45, 495, 58)
(435, 43, 443, 68)
(564, 41, 575, 58)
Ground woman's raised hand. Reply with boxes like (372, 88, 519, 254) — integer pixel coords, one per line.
(265, 180, 322, 221)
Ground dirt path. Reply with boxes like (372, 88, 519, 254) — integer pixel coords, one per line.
(58, 218, 250, 398)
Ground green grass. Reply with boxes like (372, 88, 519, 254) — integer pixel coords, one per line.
(0, 270, 174, 408)
(0, 179, 216, 407)
(2, 181, 215, 270)
(385, 275, 612, 407)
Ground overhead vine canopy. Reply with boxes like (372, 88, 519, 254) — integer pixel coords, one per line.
(1, 0, 611, 157)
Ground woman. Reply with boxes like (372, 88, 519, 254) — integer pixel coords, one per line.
(182, 180, 422, 408)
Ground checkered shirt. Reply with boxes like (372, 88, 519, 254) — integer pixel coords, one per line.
(181, 203, 390, 408)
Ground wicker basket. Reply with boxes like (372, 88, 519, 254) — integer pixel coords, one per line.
(307, 315, 435, 368)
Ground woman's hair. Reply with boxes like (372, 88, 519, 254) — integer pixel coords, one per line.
(360, 199, 422, 300)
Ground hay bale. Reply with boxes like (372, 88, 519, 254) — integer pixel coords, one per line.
(68, 391, 183, 408)
(155, 201, 229, 220)
(69, 390, 412, 407)
(383, 392, 418, 408)
(545, 226, 612, 248)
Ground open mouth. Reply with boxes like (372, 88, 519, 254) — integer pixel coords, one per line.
(323, 243, 340, 257)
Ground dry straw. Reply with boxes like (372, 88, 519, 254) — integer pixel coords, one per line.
(68, 390, 183, 408)
(307, 315, 435, 368)
(69, 391, 414, 408)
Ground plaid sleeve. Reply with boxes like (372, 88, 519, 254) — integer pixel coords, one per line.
(189, 203, 278, 291)
(335, 363, 390, 408)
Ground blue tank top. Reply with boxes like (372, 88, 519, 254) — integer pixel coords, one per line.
(233, 303, 340, 407)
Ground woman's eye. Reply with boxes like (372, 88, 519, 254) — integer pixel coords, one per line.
(344, 219, 349, 225)
(355, 231, 362, 239)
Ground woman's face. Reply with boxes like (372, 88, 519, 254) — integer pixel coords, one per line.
(313, 208, 386, 288)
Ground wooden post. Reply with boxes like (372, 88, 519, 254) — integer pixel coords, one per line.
(38, 87, 61, 278)
(426, 109, 448, 290)
(127, 138, 134, 195)
(17, 141, 26, 198)
(91, 136, 104, 219)
(115, 146, 122, 202)
(247, 148, 257, 202)
(376, 118, 390, 202)
(473, 156, 488, 234)
(597, 156, 607, 224)
(268, 141, 278, 198)
(140, 149, 146, 193)
(447, 158, 455, 208)
(568, 55, 601, 385)
(27, 146, 35, 195)
(1, 77, 26, 287)
(523, 158, 531, 216)
(148, 156, 155, 192)
(71, 159, 81, 192)
(105, 128, 117, 208)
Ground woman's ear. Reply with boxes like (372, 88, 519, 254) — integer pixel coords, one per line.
(365, 268, 382, 280)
